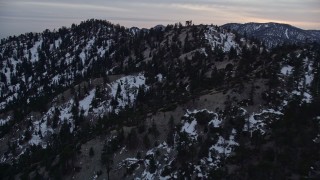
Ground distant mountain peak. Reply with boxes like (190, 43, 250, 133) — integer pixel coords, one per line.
(153, 24, 165, 31)
(222, 22, 320, 47)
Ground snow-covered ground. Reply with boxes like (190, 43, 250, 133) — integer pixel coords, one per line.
(181, 119, 197, 136)
(79, 89, 96, 116)
(243, 109, 283, 135)
(29, 116, 54, 147)
(182, 109, 221, 138)
(304, 58, 314, 86)
(59, 99, 74, 124)
(91, 73, 149, 114)
(109, 73, 148, 110)
(23, 73, 149, 149)
(281, 65, 293, 75)
(210, 129, 238, 155)
(204, 26, 239, 52)
(28, 39, 43, 63)
(207, 128, 238, 168)
(0, 116, 11, 126)
(280, 56, 314, 104)
(182, 109, 239, 174)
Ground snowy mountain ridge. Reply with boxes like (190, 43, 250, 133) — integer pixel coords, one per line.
(222, 22, 320, 48)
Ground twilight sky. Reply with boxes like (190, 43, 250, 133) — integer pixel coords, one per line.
(0, 0, 319, 39)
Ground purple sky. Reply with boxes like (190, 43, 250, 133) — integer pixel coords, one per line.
(0, 0, 319, 38)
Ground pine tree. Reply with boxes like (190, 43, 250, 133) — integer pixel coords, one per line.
(101, 142, 113, 180)
(116, 83, 122, 99)
(149, 156, 157, 173)
(127, 129, 139, 149)
(89, 147, 94, 157)
(52, 108, 60, 129)
(143, 134, 151, 149)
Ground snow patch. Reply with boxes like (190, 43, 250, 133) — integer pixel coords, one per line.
(209, 115, 222, 128)
(205, 129, 239, 169)
(305, 59, 314, 86)
(181, 119, 197, 136)
(156, 74, 163, 82)
(79, 89, 95, 116)
(0, 116, 11, 126)
(29, 134, 42, 146)
(205, 26, 238, 52)
(91, 73, 149, 115)
(79, 51, 86, 64)
(210, 129, 238, 156)
(54, 38, 62, 48)
(107, 73, 148, 113)
(281, 65, 293, 75)
(244, 109, 283, 135)
(141, 170, 155, 180)
(285, 29, 289, 39)
(58, 99, 75, 130)
(29, 39, 43, 63)
(29, 117, 53, 147)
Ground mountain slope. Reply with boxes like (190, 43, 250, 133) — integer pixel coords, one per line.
(222, 22, 320, 48)
(0, 20, 320, 179)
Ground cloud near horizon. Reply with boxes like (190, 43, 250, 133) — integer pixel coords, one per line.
(0, 0, 319, 38)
